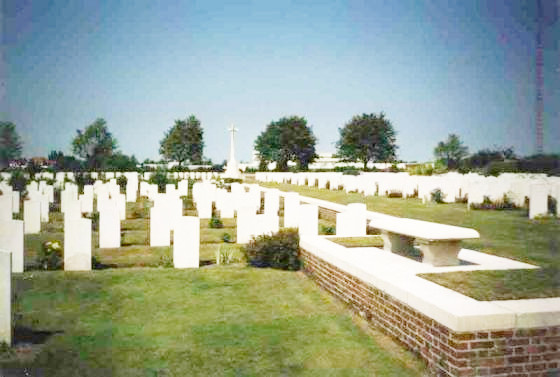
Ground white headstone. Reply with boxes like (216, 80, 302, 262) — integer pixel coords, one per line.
(196, 197, 213, 219)
(99, 205, 121, 248)
(336, 203, 367, 237)
(150, 206, 171, 247)
(283, 192, 300, 228)
(0, 250, 11, 345)
(264, 189, 280, 216)
(24, 200, 41, 234)
(173, 216, 200, 268)
(11, 191, 19, 214)
(529, 184, 549, 219)
(177, 180, 189, 197)
(0, 220, 24, 273)
(79, 193, 94, 214)
(298, 204, 318, 236)
(39, 194, 50, 222)
(236, 206, 257, 244)
(64, 218, 92, 271)
(0, 195, 12, 221)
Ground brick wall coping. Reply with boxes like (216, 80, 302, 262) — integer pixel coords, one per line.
(300, 235, 560, 332)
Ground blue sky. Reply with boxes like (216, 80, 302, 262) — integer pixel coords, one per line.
(3, 0, 559, 163)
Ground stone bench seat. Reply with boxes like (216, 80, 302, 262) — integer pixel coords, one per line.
(368, 216, 480, 266)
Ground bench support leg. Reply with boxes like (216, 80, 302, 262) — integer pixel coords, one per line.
(381, 231, 415, 255)
(418, 240, 461, 266)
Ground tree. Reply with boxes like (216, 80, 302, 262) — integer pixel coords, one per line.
(72, 118, 117, 170)
(463, 147, 516, 170)
(48, 150, 83, 171)
(254, 116, 317, 171)
(0, 121, 23, 169)
(106, 152, 139, 171)
(159, 115, 204, 166)
(434, 134, 468, 170)
(336, 113, 397, 170)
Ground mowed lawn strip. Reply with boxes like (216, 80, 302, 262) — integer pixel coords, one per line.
(2, 267, 426, 376)
(261, 182, 560, 300)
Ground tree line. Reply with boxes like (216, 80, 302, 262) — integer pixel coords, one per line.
(1, 117, 558, 175)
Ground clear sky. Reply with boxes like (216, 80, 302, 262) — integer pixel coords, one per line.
(3, 0, 559, 163)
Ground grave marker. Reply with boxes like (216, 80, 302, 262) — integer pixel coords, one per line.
(0, 250, 11, 345)
(64, 218, 92, 271)
(173, 216, 200, 268)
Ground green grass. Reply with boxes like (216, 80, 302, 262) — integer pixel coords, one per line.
(261, 182, 560, 300)
(2, 267, 425, 376)
(329, 236, 384, 248)
(418, 268, 560, 301)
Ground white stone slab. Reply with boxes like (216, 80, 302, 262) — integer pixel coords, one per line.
(529, 183, 548, 219)
(150, 206, 170, 247)
(173, 216, 200, 268)
(40, 195, 49, 222)
(264, 189, 280, 216)
(298, 204, 318, 236)
(23, 200, 41, 234)
(0, 220, 24, 273)
(79, 193, 93, 213)
(494, 298, 560, 327)
(11, 191, 19, 214)
(236, 206, 257, 244)
(368, 216, 480, 241)
(99, 206, 120, 248)
(64, 217, 92, 271)
(0, 250, 11, 345)
(0, 195, 12, 221)
(283, 192, 300, 228)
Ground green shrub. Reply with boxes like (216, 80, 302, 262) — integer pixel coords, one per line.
(222, 232, 232, 243)
(244, 228, 300, 270)
(75, 173, 94, 194)
(430, 188, 445, 204)
(209, 216, 223, 229)
(158, 254, 173, 268)
(549, 196, 557, 216)
(320, 224, 336, 235)
(117, 175, 128, 193)
(37, 240, 63, 270)
(408, 164, 434, 176)
(470, 195, 516, 211)
(483, 161, 519, 176)
(149, 168, 168, 192)
(9, 170, 28, 193)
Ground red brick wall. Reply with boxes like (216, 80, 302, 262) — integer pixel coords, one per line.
(300, 248, 560, 377)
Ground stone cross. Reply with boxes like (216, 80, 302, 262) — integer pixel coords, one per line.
(228, 125, 238, 164)
(224, 125, 241, 178)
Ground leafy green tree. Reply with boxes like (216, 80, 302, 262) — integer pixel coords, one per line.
(254, 116, 317, 171)
(72, 118, 117, 170)
(159, 115, 204, 166)
(463, 147, 515, 170)
(107, 153, 139, 171)
(48, 151, 82, 171)
(336, 113, 397, 170)
(0, 121, 23, 169)
(434, 134, 469, 170)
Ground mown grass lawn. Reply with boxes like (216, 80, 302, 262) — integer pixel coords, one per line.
(2, 267, 426, 376)
(261, 182, 560, 300)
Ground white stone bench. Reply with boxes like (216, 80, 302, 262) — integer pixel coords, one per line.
(368, 216, 480, 266)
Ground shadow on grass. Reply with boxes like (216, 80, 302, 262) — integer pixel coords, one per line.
(92, 262, 119, 270)
(12, 326, 63, 346)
